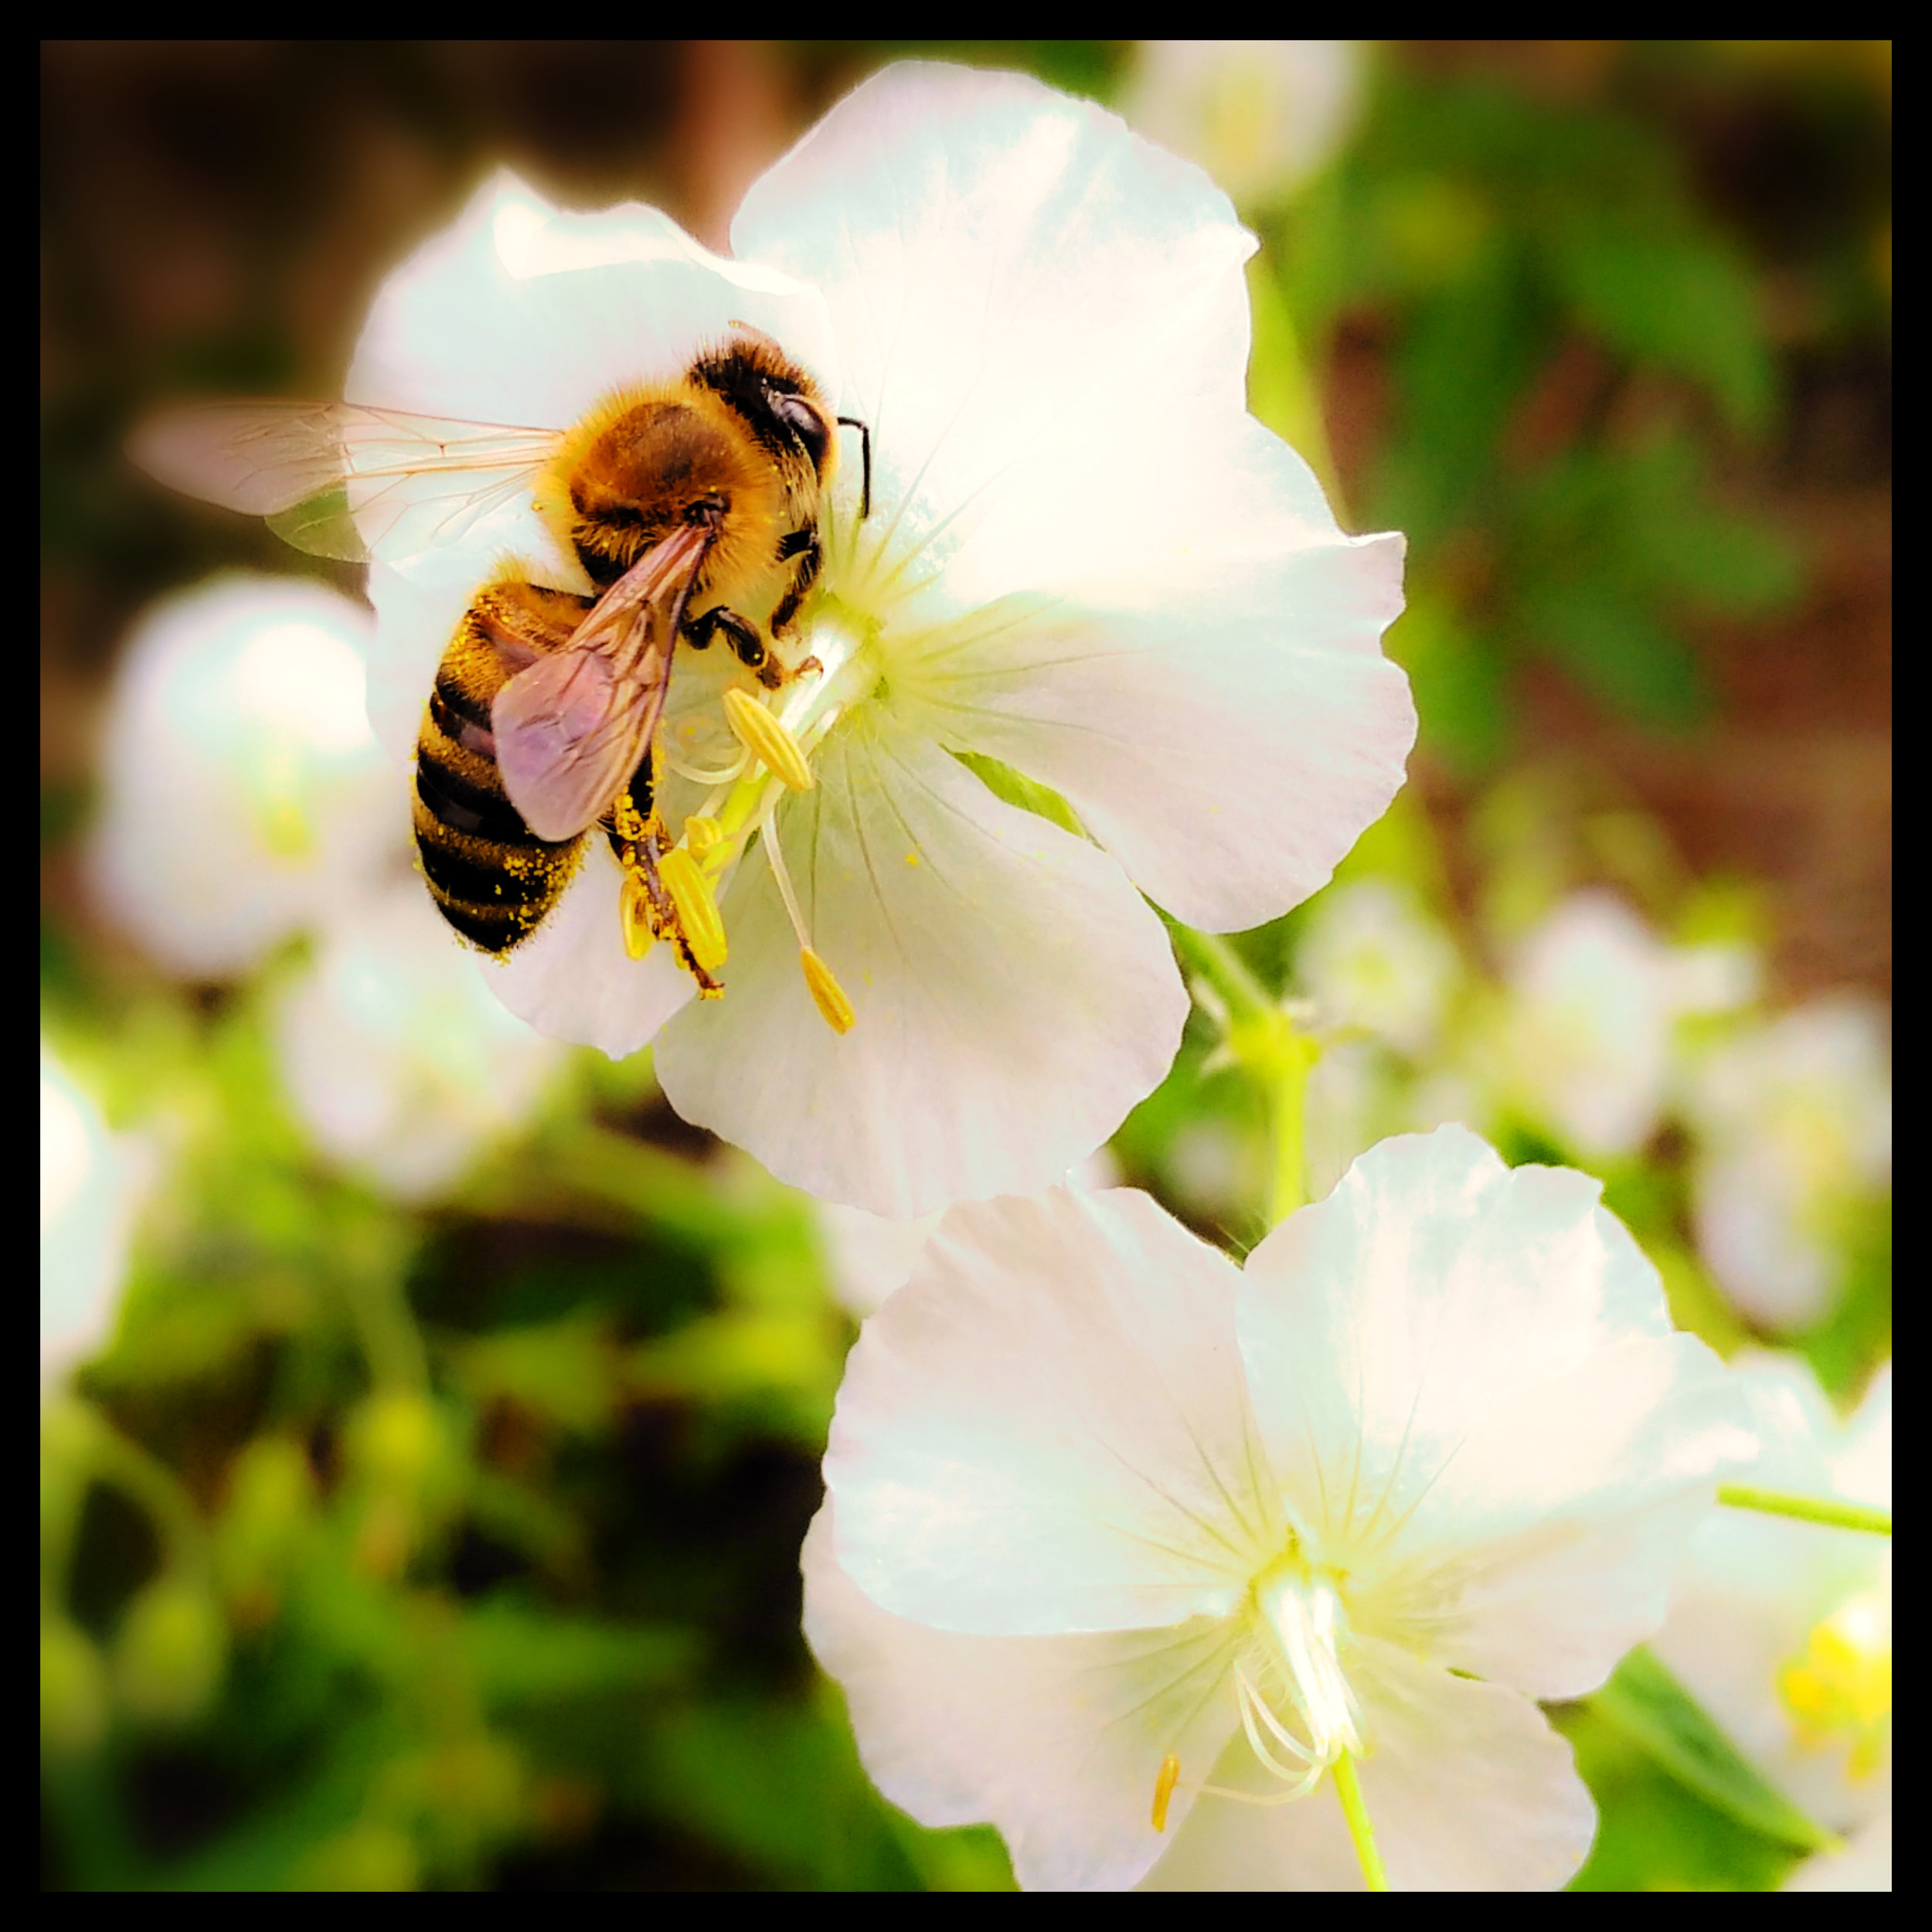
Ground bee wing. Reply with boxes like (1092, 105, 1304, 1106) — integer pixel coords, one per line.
(492, 524, 717, 842)
(131, 400, 560, 563)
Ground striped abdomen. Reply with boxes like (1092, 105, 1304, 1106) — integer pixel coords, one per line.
(412, 580, 596, 956)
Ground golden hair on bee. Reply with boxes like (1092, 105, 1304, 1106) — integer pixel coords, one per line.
(129, 324, 872, 988)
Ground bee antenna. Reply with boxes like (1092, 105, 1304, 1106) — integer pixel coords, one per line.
(836, 417, 872, 522)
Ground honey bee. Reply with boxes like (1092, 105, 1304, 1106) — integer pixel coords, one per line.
(133, 329, 871, 989)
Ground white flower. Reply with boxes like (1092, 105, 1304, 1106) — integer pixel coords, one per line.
(1295, 878, 1461, 1056)
(1302, 1036, 1400, 1204)
(41, 1045, 143, 1386)
(1495, 891, 1755, 1160)
(87, 575, 401, 978)
(359, 63, 1413, 1215)
(1681, 998, 1891, 1332)
(1651, 1355, 1890, 1835)
(818, 1148, 1120, 1321)
(1123, 42, 1363, 206)
(805, 1124, 1751, 1889)
(272, 883, 562, 1200)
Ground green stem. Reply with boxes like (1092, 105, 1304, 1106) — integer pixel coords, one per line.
(1264, 1032, 1313, 1228)
(1718, 1484, 1891, 1537)
(1168, 922, 1276, 1025)
(338, 1251, 429, 1395)
(42, 1398, 214, 1595)
(1332, 1753, 1389, 1892)
(1168, 923, 1316, 1227)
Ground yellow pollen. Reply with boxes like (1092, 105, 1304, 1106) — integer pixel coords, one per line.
(1777, 1591, 1892, 1778)
(801, 947, 855, 1034)
(658, 845, 727, 974)
(723, 686, 815, 791)
(1151, 1753, 1181, 1833)
(618, 870, 655, 961)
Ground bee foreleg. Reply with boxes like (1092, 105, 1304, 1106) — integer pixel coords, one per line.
(768, 531, 821, 643)
(683, 606, 781, 689)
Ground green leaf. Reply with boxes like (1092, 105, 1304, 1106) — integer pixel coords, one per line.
(637, 1696, 933, 1889)
(1517, 580, 1708, 726)
(950, 750, 1085, 837)
(1553, 214, 1774, 435)
(457, 1597, 692, 1711)
(1589, 1645, 1836, 1852)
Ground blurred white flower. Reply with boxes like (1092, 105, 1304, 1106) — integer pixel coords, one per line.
(818, 1148, 1121, 1321)
(87, 575, 403, 978)
(1783, 1811, 1891, 1892)
(41, 1044, 142, 1386)
(362, 62, 1413, 1214)
(272, 884, 561, 1200)
(1682, 998, 1891, 1332)
(1295, 879, 1460, 1056)
(1302, 1036, 1392, 1205)
(807, 1126, 1750, 1889)
(1496, 892, 1755, 1159)
(1123, 42, 1363, 206)
(1651, 1355, 1890, 1837)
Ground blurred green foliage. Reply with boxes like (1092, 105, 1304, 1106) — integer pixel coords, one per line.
(1256, 46, 1886, 768)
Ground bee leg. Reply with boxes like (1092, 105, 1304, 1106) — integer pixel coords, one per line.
(607, 787, 724, 995)
(771, 529, 821, 642)
(684, 606, 784, 691)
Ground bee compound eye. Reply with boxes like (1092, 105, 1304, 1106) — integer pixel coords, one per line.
(770, 390, 830, 470)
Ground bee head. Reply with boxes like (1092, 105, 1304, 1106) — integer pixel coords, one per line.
(694, 331, 838, 485)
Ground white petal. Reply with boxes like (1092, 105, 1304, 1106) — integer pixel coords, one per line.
(350, 169, 839, 447)
(824, 1187, 1279, 1634)
(1236, 1127, 1751, 1698)
(86, 575, 403, 977)
(273, 883, 561, 1197)
(1144, 1639, 1594, 1891)
(894, 456, 1410, 930)
(804, 1503, 1242, 1893)
(482, 840, 695, 1059)
(652, 717, 1185, 1216)
(1240, 1127, 1672, 1469)
(41, 1047, 141, 1387)
(734, 63, 1260, 581)
(1123, 42, 1364, 205)
(347, 171, 840, 655)
(734, 66, 1409, 930)
(1500, 892, 1678, 1158)
(818, 1148, 1121, 1320)
(1392, 1332, 1753, 1698)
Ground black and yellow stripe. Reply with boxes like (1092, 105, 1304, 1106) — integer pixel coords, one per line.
(412, 580, 591, 956)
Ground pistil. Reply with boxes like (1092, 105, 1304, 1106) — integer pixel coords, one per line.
(1253, 1561, 1362, 1769)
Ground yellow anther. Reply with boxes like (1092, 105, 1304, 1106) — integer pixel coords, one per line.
(1778, 1591, 1892, 1776)
(800, 947, 855, 1034)
(619, 870, 656, 961)
(723, 686, 815, 791)
(683, 814, 724, 857)
(1151, 1753, 1181, 1834)
(658, 845, 727, 974)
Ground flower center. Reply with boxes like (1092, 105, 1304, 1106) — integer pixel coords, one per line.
(1777, 1587, 1891, 1780)
(622, 614, 879, 1030)
(1156, 1556, 1364, 1828)
(1250, 1559, 1363, 1773)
